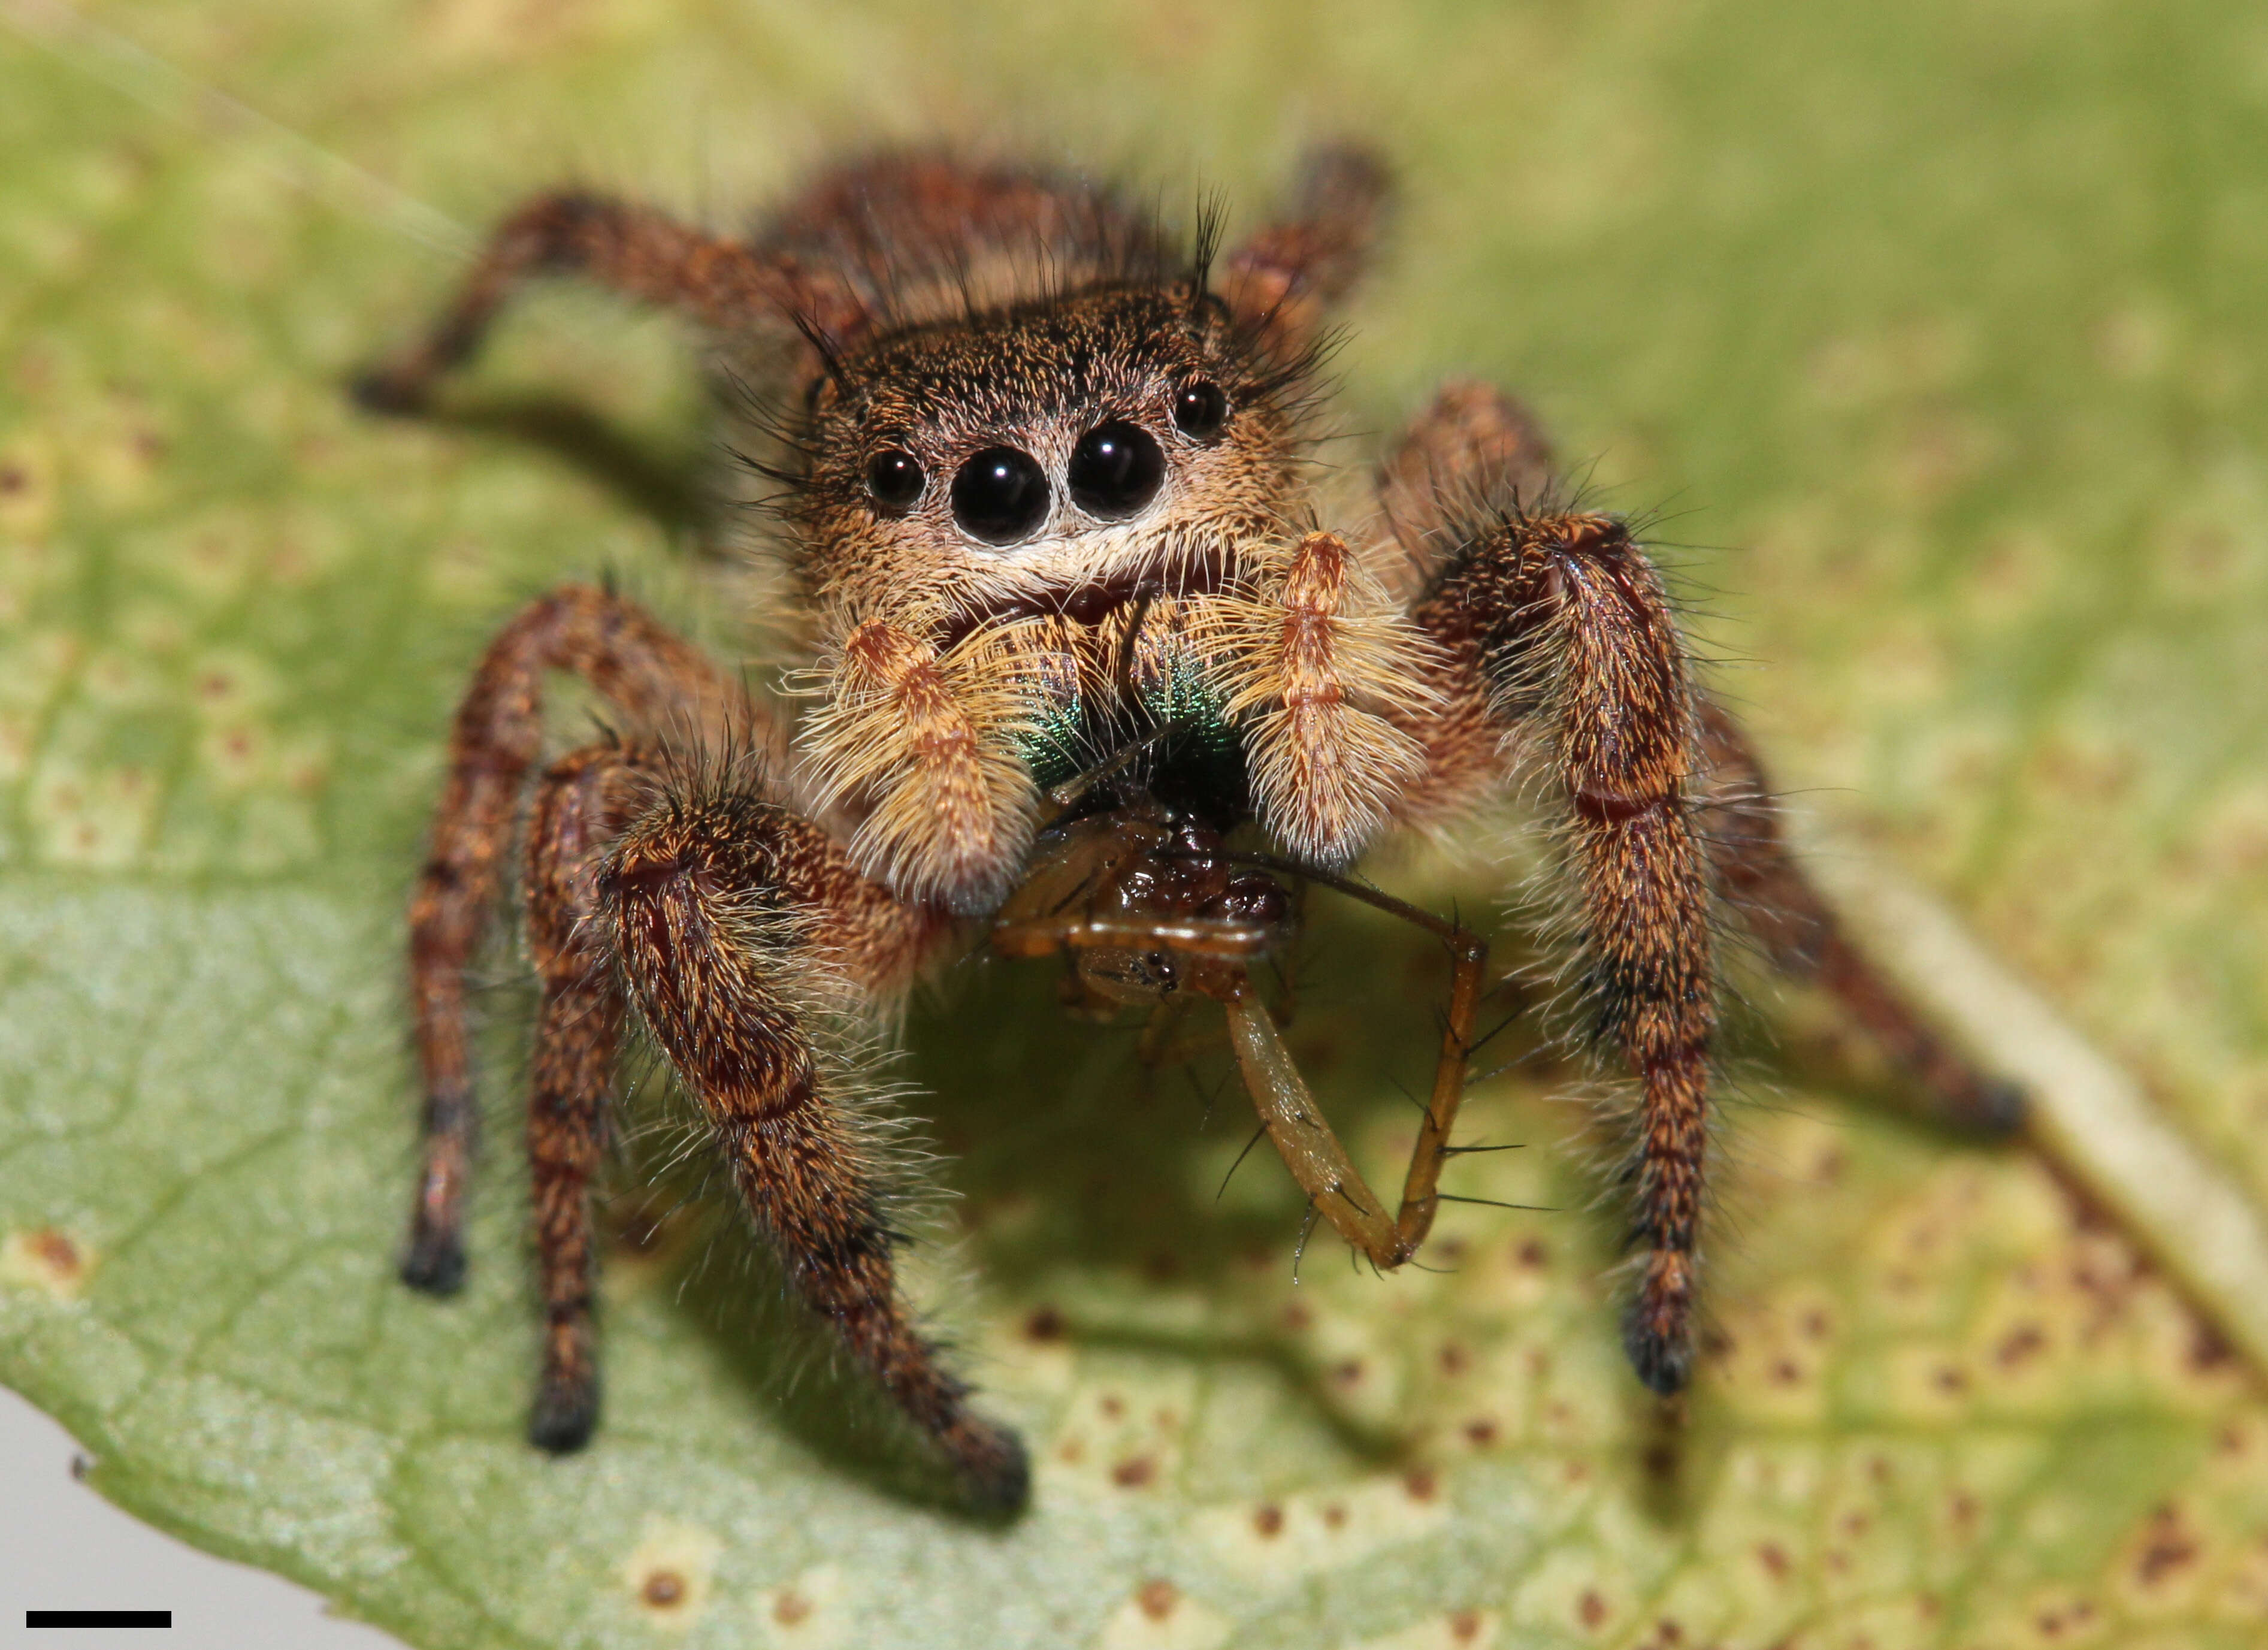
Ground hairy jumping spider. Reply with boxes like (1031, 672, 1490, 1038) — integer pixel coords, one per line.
(355, 147, 2018, 1512)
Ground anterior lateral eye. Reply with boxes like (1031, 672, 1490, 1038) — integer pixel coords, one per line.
(1067, 421, 1165, 520)
(1172, 379, 1229, 442)
(864, 448, 926, 513)
(951, 446, 1051, 545)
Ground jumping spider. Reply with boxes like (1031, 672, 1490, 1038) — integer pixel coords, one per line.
(355, 146, 2018, 1512)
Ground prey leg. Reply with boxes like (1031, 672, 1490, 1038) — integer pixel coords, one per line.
(1218, 869, 1490, 1268)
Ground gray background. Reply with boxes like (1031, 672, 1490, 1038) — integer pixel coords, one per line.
(1, 1386, 404, 1650)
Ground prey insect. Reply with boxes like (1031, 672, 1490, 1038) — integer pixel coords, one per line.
(356, 146, 2018, 1511)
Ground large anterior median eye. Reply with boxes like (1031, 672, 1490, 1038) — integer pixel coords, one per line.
(951, 446, 1051, 545)
(1068, 421, 1165, 520)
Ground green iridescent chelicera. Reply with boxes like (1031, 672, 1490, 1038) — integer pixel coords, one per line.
(1018, 648, 1248, 829)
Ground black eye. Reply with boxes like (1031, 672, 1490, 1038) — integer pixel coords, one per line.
(1067, 421, 1165, 521)
(1172, 379, 1229, 442)
(950, 446, 1051, 545)
(864, 449, 924, 513)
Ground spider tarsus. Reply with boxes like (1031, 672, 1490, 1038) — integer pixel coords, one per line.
(1622, 1308, 1694, 1398)
(399, 1231, 467, 1297)
(527, 1380, 600, 1453)
(1968, 1077, 2029, 1136)
(953, 1425, 1032, 1516)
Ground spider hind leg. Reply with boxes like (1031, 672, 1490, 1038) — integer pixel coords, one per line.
(519, 742, 654, 1451)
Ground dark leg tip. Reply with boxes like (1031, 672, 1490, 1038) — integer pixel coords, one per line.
(956, 1425, 1030, 1516)
(350, 365, 430, 418)
(400, 1232, 467, 1297)
(528, 1381, 599, 1453)
(1623, 1311, 1692, 1398)
(1970, 1077, 2028, 1136)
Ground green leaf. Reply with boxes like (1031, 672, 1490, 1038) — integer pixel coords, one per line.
(5, 2, 2267, 1646)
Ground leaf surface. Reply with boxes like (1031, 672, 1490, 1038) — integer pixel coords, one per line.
(4, 2, 2266, 1646)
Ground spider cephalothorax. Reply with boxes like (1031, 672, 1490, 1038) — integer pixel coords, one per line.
(356, 146, 2016, 1512)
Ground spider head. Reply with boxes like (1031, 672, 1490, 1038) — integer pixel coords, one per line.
(785, 283, 1321, 641)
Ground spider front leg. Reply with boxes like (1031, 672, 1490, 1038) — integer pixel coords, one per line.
(1382, 382, 2022, 1135)
(598, 785, 1021, 1507)
(1414, 509, 1719, 1394)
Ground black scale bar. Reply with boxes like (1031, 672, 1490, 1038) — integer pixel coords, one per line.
(25, 1612, 171, 1628)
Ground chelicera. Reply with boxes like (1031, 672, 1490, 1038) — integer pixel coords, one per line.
(355, 147, 2018, 1512)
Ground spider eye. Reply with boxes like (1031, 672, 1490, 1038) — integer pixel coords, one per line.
(1172, 379, 1229, 442)
(1067, 421, 1165, 521)
(864, 449, 925, 513)
(951, 446, 1051, 545)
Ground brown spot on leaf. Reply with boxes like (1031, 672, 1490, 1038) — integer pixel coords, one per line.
(1111, 1455, 1156, 1489)
(1515, 1238, 1549, 1269)
(1332, 1359, 1365, 1388)
(1578, 1589, 1608, 1629)
(1404, 1467, 1438, 1503)
(1100, 1394, 1125, 1419)
(2188, 1323, 2233, 1372)
(1252, 1503, 1284, 1538)
(1463, 1418, 1498, 1447)
(640, 1571, 685, 1609)
(1994, 1323, 2046, 1368)
(2132, 1504, 2199, 1588)
(1438, 1341, 1471, 1376)
(32, 1230, 81, 1279)
(1135, 1578, 1178, 1621)
(1450, 1610, 1482, 1643)
(1756, 1542, 1790, 1581)
(1322, 1501, 1347, 1530)
(3, 1228, 92, 1298)
(1024, 1306, 1065, 1341)
(772, 1588, 811, 1626)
